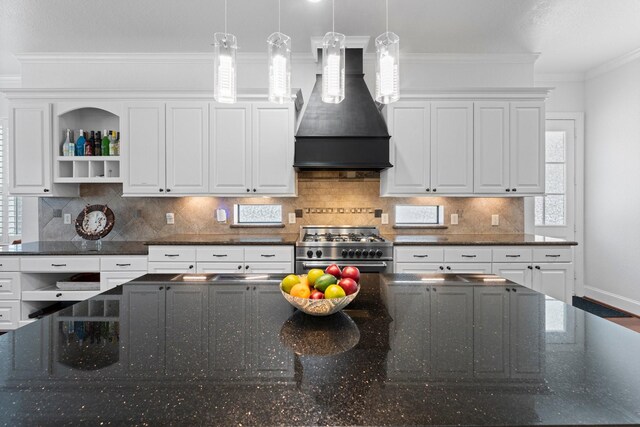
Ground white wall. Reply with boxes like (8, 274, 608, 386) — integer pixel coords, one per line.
(584, 57, 640, 315)
(535, 78, 585, 113)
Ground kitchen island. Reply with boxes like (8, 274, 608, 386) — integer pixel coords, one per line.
(0, 273, 639, 426)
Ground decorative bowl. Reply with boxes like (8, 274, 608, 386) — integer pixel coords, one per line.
(280, 284, 360, 316)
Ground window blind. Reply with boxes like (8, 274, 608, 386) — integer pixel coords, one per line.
(0, 121, 22, 242)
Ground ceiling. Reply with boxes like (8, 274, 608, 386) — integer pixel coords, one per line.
(2, 0, 640, 76)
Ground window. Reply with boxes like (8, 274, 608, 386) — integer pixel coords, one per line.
(395, 205, 443, 226)
(535, 131, 566, 226)
(0, 119, 22, 243)
(234, 204, 282, 225)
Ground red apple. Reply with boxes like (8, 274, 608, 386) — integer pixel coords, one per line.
(338, 278, 358, 296)
(341, 266, 360, 283)
(310, 290, 325, 299)
(325, 264, 342, 278)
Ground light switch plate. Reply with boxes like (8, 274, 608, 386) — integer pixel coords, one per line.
(450, 213, 458, 225)
(491, 214, 499, 226)
(381, 213, 389, 224)
(288, 212, 296, 224)
(166, 213, 175, 225)
(63, 213, 71, 225)
(215, 209, 227, 222)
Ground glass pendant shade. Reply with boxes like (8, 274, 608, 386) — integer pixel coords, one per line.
(321, 32, 346, 104)
(267, 32, 292, 104)
(213, 32, 238, 104)
(375, 31, 400, 104)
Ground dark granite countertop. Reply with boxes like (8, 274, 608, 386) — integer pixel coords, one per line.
(1, 273, 638, 426)
(387, 233, 578, 246)
(145, 233, 299, 245)
(0, 240, 149, 256)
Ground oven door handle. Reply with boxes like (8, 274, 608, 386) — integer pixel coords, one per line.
(301, 262, 388, 269)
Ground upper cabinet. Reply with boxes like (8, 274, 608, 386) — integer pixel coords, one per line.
(381, 90, 548, 197)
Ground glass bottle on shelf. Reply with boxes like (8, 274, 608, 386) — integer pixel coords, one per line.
(114, 131, 120, 156)
(109, 131, 116, 156)
(84, 131, 93, 156)
(101, 129, 110, 156)
(75, 130, 86, 156)
(62, 129, 72, 156)
(94, 131, 102, 156)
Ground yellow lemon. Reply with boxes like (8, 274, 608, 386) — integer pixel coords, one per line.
(281, 274, 301, 294)
(307, 269, 325, 286)
(324, 284, 346, 299)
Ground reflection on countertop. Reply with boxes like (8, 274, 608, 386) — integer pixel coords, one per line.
(387, 233, 577, 245)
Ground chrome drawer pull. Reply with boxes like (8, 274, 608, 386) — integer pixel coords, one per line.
(506, 255, 521, 258)
(51, 263, 67, 267)
(116, 263, 131, 267)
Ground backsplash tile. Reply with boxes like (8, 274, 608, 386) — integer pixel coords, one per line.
(38, 177, 524, 241)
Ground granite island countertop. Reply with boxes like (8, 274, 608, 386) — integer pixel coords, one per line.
(0, 273, 638, 426)
(386, 232, 578, 246)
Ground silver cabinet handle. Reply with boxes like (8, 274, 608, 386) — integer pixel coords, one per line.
(116, 263, 131, 267)
(545, 254, 561, 258)
(505, 255, 521, 258)
(51, 264, 67, 267)
(211, 254, 228, 257)
(164, 254, 180, 257)
(413, 255, 429, 258)
(461, 255, 477, 258)
(260, 254, 276, 258)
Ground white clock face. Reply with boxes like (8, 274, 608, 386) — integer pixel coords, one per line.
(82, 210, 107, 234)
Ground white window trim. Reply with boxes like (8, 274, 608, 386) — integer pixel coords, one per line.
(0, 117, 22, 244)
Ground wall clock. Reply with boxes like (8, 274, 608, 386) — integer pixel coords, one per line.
(75, 204, 115, 240)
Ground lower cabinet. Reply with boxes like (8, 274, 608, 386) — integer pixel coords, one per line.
(533, 263, 573, 303)
(492, 263, 533, 288)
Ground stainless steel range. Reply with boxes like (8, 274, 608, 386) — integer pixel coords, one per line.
(295, 226, 393, 274)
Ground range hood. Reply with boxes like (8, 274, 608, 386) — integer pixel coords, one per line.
(294, 48, 392, 171)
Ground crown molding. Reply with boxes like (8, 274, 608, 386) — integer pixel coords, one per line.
(586, 47, 640, 80)
(534, 72, 585, 82)
(0, 75, 21, 88)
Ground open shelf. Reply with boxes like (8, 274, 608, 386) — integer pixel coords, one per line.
(54, 156, 122, 183)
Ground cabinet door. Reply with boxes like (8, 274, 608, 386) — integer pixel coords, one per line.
(8, 319, 51, 379)
(251, 103, 296, 195)
(209, 103, 252, 194)
(510, 101, 545, 193)
(533, 262, 573, 303)
(166, 284, 208, 376)
(394, 262, 443, 273)
(430, 102, 474, 193)
(10, 103, 52, 194)
(431, 285, 473, 378)
(473, 286, 510, 378)
(196, 262, 244, 274)
(381, 102, 430, 194)
(474, 102, 510, 193)
(492, 263, 533, 289)
(444, 263, 492, 274)
(252, 285, 295, 377)
(165, 102, 209, 194)
(246, 262, 294, 274)
(122, 102, 166, 195)
(208, 285, 252, 378)
(509, 288, 545, 379)
(121, 284, 166, 376)
(387, 285, 430, 379)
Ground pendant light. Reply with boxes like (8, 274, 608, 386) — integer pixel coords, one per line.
(267, 0, 292, 104)
(375, 0, 400, 104)
(214, 0, 237, 103)
(322, 0, 346, 104)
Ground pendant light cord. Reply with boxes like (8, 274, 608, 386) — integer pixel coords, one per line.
(278, 0, 281, 33)
(224, 0, 228, 35)
(386, 0, 389, 33)
(332, 0, 335, 34)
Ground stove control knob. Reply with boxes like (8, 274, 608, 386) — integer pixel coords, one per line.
(341, 249, 348, 258)
(316, 250, 322, 258)
(348, 249, 355, 258)
(355, 250, 362, 257)
(375, 250, 383, 258)
(307, 250, 314, 258)
(369, 249, 376, 258)
(362, 250, 369, 258)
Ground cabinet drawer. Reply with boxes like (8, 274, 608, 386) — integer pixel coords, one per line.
(0, 300, 20, 330)
(147, 262, 195, 274)
(244, 246, 293, 263)
(394, 247, 444, 263)
(492, 247, 533, 263)
(196, 246, 244, 262)
(101, 271, 146, 291)
(395, 262, 444, 273)
(0, 272, 21, 300)
(101, 256, 148, 271)
(444, 247, 492, 263)
(21, 256, 100, 272)
(247, 262, 294, 274)
(0, 257, 20, 271)
(533, 247, 572, 263)
(197, 262, 245, 274)
(22, 288, 101, 302)
(148, 246, 197, 262)
(444, 263, 492, 274)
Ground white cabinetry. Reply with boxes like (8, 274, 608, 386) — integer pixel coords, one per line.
(473, 102, 510, 193)
(510, 102, 545, 193)
(0, 257, 21, 329)
(430, 102, 474, 194)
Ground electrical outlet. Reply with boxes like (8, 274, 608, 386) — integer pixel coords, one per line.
(381, 213, 389, 224)
(450, 213, 458, 225)
(288, 212, 296, 224)
(63, 213, 71, 225)
(166, 213, 175, 225)
(491, 214, 499, 226)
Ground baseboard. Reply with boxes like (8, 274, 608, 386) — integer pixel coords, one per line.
(584, 286, 640, 317)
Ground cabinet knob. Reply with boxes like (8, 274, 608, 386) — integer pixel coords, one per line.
(188, 265, 194, 269)
(167, 286, 171, 290)
(439, 266, 444, 270)
(535, 266, 541, 270)
(246, 286, 250, 290)
(433, 288, 437, 292)
(253, 286, 256, 290)
(159, 188, 164, 192)
(527, 265, 533, 269)
(512, 288, 517, 292)
(43, 188, 50, 193)
(446, 266, 451, 270)
(432, 188, 437, 192)
(506, 288, 511, 292)
(253, 189, 257, 192)
(245, 265, 250, 269)
(506, 188, 511, 192)
(159, 286, 164, 290)
(426, 188, 431, 192)
(166, 188, 171, 193)
(237, 265, 242, 269)
(246, 188, 250, 192)
(512, 188, 517, 192)
(56, 293, 62, 297)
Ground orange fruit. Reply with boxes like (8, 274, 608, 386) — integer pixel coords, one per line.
(324, 284, 346, 299)
(281, 274, 301, 294)
(290, 283, 311, 299)
(299, 275, 310, 288)
(307, 269, 325, 286)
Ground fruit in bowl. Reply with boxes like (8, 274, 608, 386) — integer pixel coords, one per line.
(280, 266, 361, 316)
